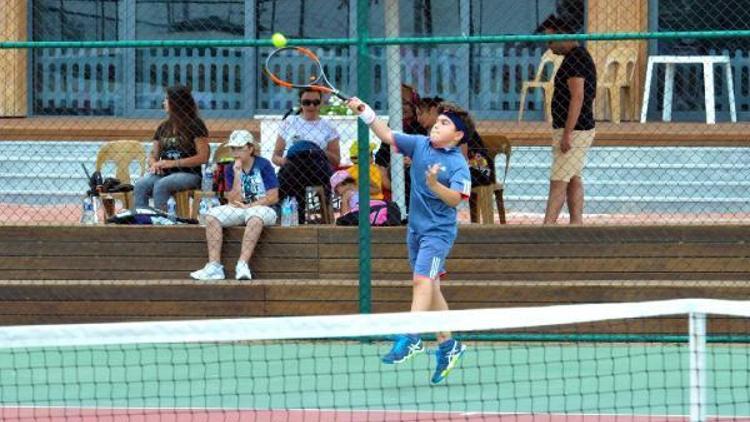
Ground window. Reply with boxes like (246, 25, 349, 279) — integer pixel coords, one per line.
(466, 0, 584, 115)
(33, 0, 119, 41)
(32, 0, 121, 115)
(470, 0, 584, 38)
(256, 0, 349, 39)
(136, 0, 245, 40)
(134, 0, 246, 112)
(657, 0, 750, 54)
(366, 0, 461, 38)
(652, 0, 750, 116)
(255, 0, 351, 111)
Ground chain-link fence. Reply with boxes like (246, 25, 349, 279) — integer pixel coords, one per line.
(2, 2, 750, 398)
(1, 0, 749, 226)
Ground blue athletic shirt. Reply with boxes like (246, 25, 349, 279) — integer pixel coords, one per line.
(394, 133, 471, 242)
(225, 156, 279, 203)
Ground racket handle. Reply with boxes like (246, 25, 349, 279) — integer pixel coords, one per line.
(335, 92, 365, 112)
(334, 92, 350, 101)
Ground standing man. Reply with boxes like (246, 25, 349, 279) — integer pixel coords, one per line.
(540, 17, 597, 224)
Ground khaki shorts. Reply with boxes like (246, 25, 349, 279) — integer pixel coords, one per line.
(207, 204, 278, 227)
(550, 129, 595, 182)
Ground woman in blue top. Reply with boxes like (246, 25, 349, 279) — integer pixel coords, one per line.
(190, 130, 279, 281)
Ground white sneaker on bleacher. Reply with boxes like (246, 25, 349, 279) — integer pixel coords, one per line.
(235, 261, 252, 280)
(190, 262, 225, 280)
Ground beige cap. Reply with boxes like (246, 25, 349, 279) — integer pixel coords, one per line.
(227, 129, 256, 148)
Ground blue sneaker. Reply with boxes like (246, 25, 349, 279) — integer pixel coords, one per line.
(382, 335, 425, 364)
(431, 339, 466, 384)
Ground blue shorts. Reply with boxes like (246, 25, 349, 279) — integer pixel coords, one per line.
(407, 232, 453, 280)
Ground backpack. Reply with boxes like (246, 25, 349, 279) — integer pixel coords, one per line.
(81, 164, 133, 195)
(335, 201, 402, 226)
(106, 207, 197, 225)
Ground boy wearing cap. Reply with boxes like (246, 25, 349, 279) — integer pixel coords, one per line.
(190, 130, 279, 281)
(346, 97, 472, 385)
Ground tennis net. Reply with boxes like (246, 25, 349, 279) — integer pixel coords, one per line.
(0, 299, 748, 421)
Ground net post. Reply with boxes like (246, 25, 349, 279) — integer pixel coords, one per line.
(689, 312, 707, 422)
(356, 0, 372, 314)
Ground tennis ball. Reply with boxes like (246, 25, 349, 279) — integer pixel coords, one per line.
(271, 33, 287, 48)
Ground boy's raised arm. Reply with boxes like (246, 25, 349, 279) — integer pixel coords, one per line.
(347, 98, 394, 146)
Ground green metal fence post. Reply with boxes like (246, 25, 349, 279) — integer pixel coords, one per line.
(356, 0, 372, 314)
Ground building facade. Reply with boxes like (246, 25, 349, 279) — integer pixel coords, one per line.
(0, 0, 748, 121)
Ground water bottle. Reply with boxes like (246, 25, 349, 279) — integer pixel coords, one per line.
(92, 195, 102, 224)
(289, 197, 299, 226)
(198, 197, 210, 225)
(167, 196, 177, 218)
(280, 198, 292, 227)
(80, 196, 97, 225)
(202, 165, 214, 192)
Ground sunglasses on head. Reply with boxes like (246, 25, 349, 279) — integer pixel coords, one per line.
(301, 99, 321, 106)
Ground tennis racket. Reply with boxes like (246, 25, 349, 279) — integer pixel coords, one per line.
(264, 47, 364, 110)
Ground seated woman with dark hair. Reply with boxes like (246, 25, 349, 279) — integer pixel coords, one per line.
(272, 88, 341, 223)
(134, 84, 209, 211)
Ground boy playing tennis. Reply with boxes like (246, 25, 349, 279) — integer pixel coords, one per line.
(347, 97, 472, 384)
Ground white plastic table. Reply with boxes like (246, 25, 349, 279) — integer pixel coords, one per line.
(640, 55, 737, 124)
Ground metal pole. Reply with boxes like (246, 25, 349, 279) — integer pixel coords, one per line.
(356, 0, 372, 314)
(689, 312, 707, 422)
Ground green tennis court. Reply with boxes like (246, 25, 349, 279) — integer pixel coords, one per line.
(1, 341, 748, 421)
